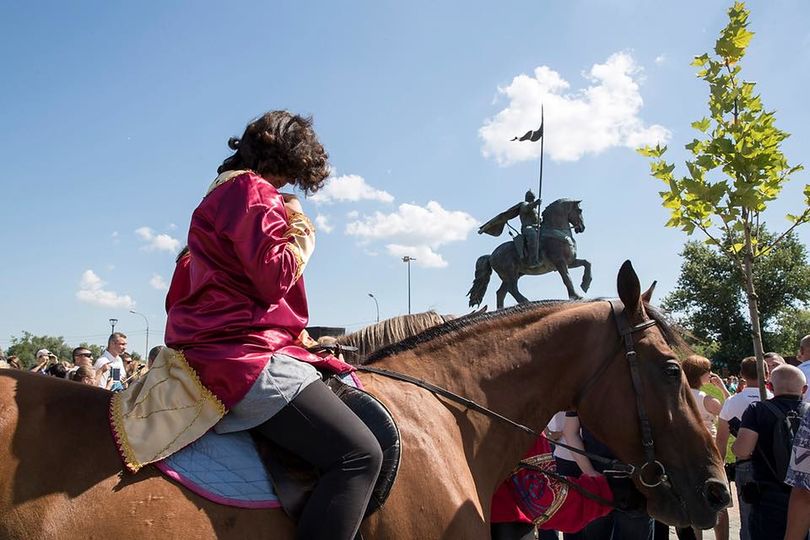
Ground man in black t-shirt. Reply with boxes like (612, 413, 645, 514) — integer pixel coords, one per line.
(733, 364, 808, 540)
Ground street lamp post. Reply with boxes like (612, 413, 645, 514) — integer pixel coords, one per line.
(109, 318, 118, 334)
(129, 310, 149, 361)
(368, 293, 380, 323)
(401, 256, 416, 314)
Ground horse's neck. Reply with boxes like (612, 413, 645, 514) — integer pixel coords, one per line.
(371, 304, 605, 490)
(542, 213, 570, 230)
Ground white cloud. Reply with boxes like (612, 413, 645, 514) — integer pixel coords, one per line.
(347, 210, 360, 220)
(346, 201, 478, 267)
(315, 214, 334, 233)
(654, 54, 666, 65)
(135, 226, 181, 253)
(310, 174, 394, 204)
(76, 270, 135, 309)
(479, 51, 670, 164)
(149, 274, 168, 290)
(387, 244, 448, 268)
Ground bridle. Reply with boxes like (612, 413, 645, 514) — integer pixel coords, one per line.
(598, 299, 669, 489)
(355, 299, 675, 497)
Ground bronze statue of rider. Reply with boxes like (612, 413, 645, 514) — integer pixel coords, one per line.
(518, 190, 542, 268)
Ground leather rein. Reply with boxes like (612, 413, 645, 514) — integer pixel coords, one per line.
(355, 298, 674, 497)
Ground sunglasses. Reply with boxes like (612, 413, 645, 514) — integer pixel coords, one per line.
(76, 352, 93, 357)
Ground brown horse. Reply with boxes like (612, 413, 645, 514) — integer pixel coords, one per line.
(0, 262, 728, 539)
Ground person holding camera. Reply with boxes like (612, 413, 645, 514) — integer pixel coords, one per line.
(93, 333, 128, 391)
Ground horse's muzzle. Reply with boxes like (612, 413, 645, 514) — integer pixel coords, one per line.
(701, 478, 731, 512)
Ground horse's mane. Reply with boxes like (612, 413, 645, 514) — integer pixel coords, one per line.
(363, 299, 688, 364)
(541, 198, 579, 219)
(335, 311, 457, 364)
(367, 300, 574, 363)
(644, 302, 690, 357)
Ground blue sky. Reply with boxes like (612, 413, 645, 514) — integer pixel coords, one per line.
(2, 1, 809, 357)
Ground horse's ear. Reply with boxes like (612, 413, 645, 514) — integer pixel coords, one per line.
(617, 260, 641, 316)
(641, 281, 657, 304)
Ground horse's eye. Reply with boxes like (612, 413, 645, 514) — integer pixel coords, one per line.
(664, 361, 681, 379)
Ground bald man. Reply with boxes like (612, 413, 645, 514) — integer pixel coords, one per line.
(733, 365, 809, 540)
(797, 335, 810, 402)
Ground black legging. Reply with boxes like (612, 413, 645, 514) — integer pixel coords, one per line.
(252, 380, 383, 540)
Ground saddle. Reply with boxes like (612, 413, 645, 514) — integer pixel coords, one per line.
(259, 376, 402, 519)
(155, 374, 402, 519)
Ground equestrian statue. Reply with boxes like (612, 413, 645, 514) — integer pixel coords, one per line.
(468, 193, 592, 308)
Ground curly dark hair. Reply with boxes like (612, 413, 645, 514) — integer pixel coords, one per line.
(218, 111, 330, 195)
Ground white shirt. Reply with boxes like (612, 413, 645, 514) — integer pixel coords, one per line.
(547, 411, 575, 461)
(797, 360, 810, 401)
(94, 350, 124, 389)
(691, 388, 717, 437)
(719, 386, 772, 422)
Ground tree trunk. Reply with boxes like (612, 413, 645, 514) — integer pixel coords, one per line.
(741, 226, 768, 401)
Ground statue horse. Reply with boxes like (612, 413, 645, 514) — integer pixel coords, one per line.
(468, 199, 592, 308)
(0, 262, 728, 539)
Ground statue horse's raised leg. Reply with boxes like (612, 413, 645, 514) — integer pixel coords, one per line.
(569, 258, 592, 292)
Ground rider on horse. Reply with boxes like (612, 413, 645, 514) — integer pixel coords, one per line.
(478, 190, 543, 269)
(113, 111, 382, 540)
(518, 190, 542, 268)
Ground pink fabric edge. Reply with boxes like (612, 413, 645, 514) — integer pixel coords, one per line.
(154, 460, 282, 509)
(349, 372, 363, 389)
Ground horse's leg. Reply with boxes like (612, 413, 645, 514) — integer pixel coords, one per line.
(506, 279, 531, 304)
(496, 281, 509, 310)
(569, 258, 592, 292)
(553, 260, 581, 300)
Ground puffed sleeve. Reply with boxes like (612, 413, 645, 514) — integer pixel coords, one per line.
(215, 177, 315, 305)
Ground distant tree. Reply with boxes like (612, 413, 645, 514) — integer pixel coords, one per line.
(769, 307, 810, 358)
(663, 231, 810, 370)
(639, 2, 809, 398)
(6, 332, 74, 369)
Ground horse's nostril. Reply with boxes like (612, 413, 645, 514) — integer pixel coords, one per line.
(703, 479, 730, 511)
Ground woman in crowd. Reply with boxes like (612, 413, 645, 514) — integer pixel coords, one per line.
(70, 366, 97, 385)
(681, 354, 730, 540)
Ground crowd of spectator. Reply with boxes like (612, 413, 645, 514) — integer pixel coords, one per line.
(0, 332, 164, 392)
(1, 330, 809, 539)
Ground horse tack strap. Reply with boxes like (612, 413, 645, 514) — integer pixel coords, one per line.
(607, 300, 666, 488)
(356, 365, 538, 437)
(355, 365, 630, 473)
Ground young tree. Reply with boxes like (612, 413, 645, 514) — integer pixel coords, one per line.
(639, 2, 810, 398)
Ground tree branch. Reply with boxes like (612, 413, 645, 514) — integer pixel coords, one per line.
(758, 208, 810, 254)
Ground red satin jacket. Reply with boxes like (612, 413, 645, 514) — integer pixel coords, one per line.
(165, 171, 350, 408)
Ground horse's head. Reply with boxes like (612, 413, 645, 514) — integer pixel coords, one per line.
(574, 261, 729, 528)
(567, 200, 585, 233)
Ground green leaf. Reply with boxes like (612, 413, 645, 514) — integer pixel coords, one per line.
(691, 118, 712, 132)
(691, 54, 710, 67)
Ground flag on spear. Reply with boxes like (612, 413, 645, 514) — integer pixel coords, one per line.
(510, 120, 544, 142)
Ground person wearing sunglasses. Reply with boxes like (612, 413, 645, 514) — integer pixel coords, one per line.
(67, 347, 97, 383)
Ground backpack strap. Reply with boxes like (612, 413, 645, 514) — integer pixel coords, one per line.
(756, 401, 787, 481)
